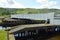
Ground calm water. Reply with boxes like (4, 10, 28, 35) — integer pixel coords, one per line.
(0, 26, 2, 30)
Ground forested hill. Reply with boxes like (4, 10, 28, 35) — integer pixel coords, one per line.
(0, 8, 60, 16)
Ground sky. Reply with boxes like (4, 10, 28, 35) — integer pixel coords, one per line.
(0, 0, 60, 9)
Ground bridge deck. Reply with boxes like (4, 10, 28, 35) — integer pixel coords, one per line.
(9, 24, 60, 33)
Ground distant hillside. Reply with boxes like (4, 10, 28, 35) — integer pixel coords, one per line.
(0, 8, 60, 16)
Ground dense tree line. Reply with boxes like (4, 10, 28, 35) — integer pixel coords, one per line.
(0, 8, 60, 16)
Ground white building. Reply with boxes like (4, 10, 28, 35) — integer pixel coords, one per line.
(11, 12, 60, 25)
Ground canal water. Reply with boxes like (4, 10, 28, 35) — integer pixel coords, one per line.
(0, 26, 6, 30)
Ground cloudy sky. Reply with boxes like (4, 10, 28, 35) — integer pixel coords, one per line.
(0, 0, 60, 9)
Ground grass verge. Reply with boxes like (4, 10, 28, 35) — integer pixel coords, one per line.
(0, 30, 7, 40)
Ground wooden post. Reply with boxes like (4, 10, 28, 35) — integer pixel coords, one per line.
(5, 27, 9, 40)
(6, 31, 9, 40)
(9, 34, 15, 40)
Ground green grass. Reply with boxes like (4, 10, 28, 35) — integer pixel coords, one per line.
(0, 20, 2, 23)
(0, 30, 7, 40)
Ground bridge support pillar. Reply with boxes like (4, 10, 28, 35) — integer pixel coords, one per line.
(9, 34, 15, 40)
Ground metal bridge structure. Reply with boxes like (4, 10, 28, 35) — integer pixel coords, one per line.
(0, 18, 60, 40)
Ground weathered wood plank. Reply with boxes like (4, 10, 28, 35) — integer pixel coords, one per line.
(9, 24, 60, 33)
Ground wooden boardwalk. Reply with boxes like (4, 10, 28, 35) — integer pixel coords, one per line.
(9, 24, 60, 33)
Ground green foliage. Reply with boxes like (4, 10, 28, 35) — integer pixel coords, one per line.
(0, 19, 2, 23)
(0, 8, 60, 16)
